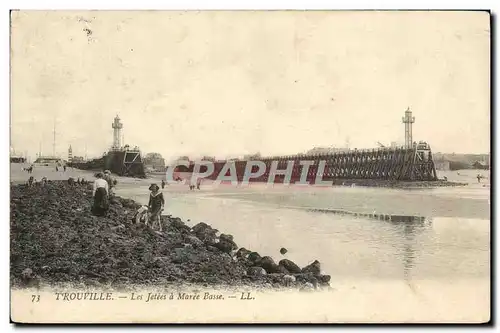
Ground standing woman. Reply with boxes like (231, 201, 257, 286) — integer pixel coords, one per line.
(92, 173, 109, 217)
(148, 184, 165, 231)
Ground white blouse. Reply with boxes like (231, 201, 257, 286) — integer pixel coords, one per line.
(93, 178, 109, 195)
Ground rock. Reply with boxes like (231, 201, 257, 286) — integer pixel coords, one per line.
(152, 256, 169, 267)
(247, 267, 267, 276)
(319, 275, 331, 283)
(214, 239, 236, 254)
(257, 256, 277, 273)
(301, 260, 321, 276)
(300, 282, 315, 292)
(247, 252, 262, 264)
(170, 217, 187, 229)
(235, 247, 252, 259)
(279, 259, 301, 273)
(280, 247, 288, 255)
(308, 276, 319, 288)
(215, 234, 237, 254)
(283, 274, 296, 285)
(275, 264, 290, 274)
(192, 222, 218, 245)
(206, 245, 219, 253)
(219, 233, 234, 242)
(110, 224, 126, 232)
(184, 235, 203, 248)
(21, 268, 33, 280)
(171, 247, 197, 264)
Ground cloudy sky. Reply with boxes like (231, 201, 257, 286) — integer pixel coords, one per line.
(10, 11, 490, 161)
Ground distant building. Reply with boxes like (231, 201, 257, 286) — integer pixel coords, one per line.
(434, 160, 450, 171)
(10, 146, 26, 163)
(472, 161, 489, 170)
(71, 156, 85, 163)
(34, 156, 64, 166)
(143, 153, 166, 171)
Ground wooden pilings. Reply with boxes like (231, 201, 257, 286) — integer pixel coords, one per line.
(208, 147, 438, 182)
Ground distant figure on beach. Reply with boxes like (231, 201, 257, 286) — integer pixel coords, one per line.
(443, 176, 448, 181)
(41, 177, 47, 186)
(477, 174, 482, 183)
(92, 173, 109, 217)
(148, 184, 165, 231)
(28, 176, 34, 187)
(161, 179, 166, 189)
(63, 165, 67, 172)
(56, 166, 59, 172)
(196, 178, 201, 190)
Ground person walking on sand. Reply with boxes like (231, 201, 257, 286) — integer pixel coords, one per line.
(148, 183, 165, 231)
(161, 179, 166, 189)
(92, 173, 109, 217)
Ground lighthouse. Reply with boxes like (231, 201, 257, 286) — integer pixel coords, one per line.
(68, 145, 73, 163)
(111, 115, 123, 151)
(402, 107, 415, 148)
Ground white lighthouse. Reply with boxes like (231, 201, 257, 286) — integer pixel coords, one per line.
(111, 115, 123, 151)
(402, 107, 415, 148)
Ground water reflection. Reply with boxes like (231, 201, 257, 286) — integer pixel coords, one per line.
(388, 217, 432, 280)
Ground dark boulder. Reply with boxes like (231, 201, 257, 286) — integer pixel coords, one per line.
(319, 275, 331, 283)
(279, 259, 301, 274)
(301, 260, 321, 276)
(275, 264, 290, 274)
(192, 222, 218, 245)
(257, 256, 278, 273)
(235, 247, 252, 259)
(280, 247, 288, 255)
(247, 252, 262, 264)
(214, 239, 235, 254)
(215, 234, 238, 254)
(219, 233, 234, 242)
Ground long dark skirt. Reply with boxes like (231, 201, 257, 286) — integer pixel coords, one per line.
(92, 187, 109, 217)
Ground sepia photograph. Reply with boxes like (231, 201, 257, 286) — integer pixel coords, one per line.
(9, 9, 491, 323)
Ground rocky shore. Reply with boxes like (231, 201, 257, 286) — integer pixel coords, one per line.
(10, 181, 330, 291)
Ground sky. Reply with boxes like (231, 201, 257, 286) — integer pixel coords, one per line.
(10, 11, 490, 161)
